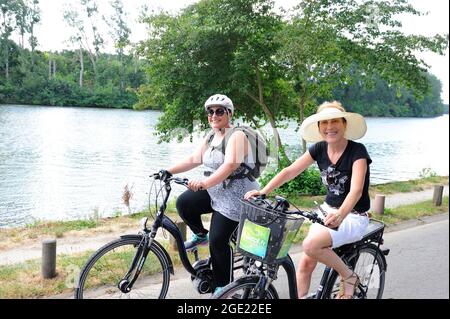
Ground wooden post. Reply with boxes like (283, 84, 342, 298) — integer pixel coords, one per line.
(42, 239, 57, 279)
(170, 221, 186, 251)
(433, 185, 444, 206)
(373, 194, 385, 215)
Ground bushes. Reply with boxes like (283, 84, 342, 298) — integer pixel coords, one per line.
(258, 159, 327, 196)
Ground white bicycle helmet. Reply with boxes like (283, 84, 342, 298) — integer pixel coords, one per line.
(204, 94, 234, 114)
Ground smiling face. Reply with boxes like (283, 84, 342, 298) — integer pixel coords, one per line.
(318, 117, 347, 143)
(207, 106, 231, 130)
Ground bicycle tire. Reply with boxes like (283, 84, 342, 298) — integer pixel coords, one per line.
(324, 244, 386, 299)
(213, 276, 279, 299)
(75, 237, 171, 299)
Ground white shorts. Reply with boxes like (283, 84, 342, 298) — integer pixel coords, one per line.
(309, 202, 370, 249)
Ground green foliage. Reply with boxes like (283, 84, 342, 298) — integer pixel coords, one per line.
(0, 47, 144, 107)
(259, 157, 326, 196)
(136, 0, 297, 144)
(0, 0, 143, 108)
(332, 69, 445, 117)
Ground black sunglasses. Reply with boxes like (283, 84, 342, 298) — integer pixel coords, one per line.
(206, 108, 227, 117)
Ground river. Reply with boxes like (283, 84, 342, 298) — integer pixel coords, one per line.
(0, 105, 448, 228)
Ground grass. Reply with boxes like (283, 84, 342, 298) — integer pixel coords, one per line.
(369, 175, 448, 196)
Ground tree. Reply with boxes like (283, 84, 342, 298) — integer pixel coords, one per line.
(0, 0, 21, 81)
(27, 0, 40, 69)
(277, 0, 449, 152)
(105, 0, 131, 93)
(137, 0, 297, 164)
(63, 0, 104, 85)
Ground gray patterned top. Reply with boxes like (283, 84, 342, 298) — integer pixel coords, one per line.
(203, 137, 260, 222)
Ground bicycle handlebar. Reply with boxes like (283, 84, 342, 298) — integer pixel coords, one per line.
(151, 172, 190, 188)
(247, 195, 326, 226)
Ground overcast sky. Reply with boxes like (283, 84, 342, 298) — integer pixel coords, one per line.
(29, 0, 449, 103)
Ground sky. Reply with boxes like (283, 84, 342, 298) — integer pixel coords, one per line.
(27, 0, 449, 103)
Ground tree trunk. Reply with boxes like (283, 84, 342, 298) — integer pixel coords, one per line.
(52, 60, 56, 78)
(249, 66, 292, 167)
(79, 47, 84, 88)
(299, 98, 307, 154)
(49, 58, 52, 79)
(5, 54, 9, 82)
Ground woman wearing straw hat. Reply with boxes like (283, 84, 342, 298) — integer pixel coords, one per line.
(245, 101, 372, 299)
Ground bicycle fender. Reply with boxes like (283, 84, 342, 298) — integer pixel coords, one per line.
(280, 254, 298, 299)
(162, 216, 197, 276)
(120, 234, 175, 275)
(350, 243, 388, 272)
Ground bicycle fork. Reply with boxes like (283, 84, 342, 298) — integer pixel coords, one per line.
(118, 235, 152, 293)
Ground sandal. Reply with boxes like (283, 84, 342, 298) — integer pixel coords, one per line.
(337, 271, 360, 299)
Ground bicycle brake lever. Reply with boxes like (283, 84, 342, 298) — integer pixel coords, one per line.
(314, 201, 328, 217)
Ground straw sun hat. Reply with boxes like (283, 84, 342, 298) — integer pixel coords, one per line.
(300, 106, 367, 143)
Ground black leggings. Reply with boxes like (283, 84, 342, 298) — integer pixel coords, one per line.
(176, 189, 239, 288)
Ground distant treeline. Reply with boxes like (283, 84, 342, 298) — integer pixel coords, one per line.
(0, 39, 445, 117)
(0, 40, 145, 109)
(332, 70, 445, 117)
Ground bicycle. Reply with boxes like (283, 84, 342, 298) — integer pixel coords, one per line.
(74, 173, 299, 299)
(213, 195, 390, 299)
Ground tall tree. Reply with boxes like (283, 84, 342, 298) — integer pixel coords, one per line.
(63, 0, 103, 84)
(28, 0, 40, 69)
(106, 0, 130, 93)
(0, 0, 20, 81)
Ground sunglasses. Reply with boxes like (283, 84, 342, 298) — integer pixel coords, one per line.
(206, 108, 227, 117)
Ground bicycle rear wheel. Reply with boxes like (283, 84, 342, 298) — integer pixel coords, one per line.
(75, 237, 171, 299)
(213, 276, 279, 299)
(325, 244, 386, 299)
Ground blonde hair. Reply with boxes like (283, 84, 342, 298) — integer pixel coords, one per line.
(317, 101, 346, 113)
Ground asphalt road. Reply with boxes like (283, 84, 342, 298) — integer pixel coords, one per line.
(162, 214, 449, 299)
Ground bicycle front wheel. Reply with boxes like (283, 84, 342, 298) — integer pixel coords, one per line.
(213, 276, 279, 299)
(75, 237, 171, 299)
(326, 244, 386, 299)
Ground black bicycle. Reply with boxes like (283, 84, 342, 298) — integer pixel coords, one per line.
(213, 195, 390, 299)
(74, 173, 299, 299)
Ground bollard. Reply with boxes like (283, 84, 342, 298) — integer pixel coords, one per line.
(42, 239, 57, 279)
(373, 194, 385, 215)
(170, 221, 186, 251)
(433, 185, 444, 206)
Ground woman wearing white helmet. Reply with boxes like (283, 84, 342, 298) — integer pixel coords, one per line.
(160, 94, 259, 293)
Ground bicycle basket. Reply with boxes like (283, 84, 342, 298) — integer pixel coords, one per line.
(236, 199, 304, 264)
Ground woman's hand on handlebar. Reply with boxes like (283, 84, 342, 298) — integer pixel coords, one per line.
(324, 211, 343, 228)
(244, 190, 265, 200)
(188, 179, 206, 192)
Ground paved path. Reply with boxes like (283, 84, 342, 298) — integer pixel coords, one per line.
(0, 186, 448, 266)
(380, 185, 449, 209)
(49, 213, 449, 299)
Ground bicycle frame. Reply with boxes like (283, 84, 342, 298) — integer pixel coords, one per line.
(120, 179, 302, 296)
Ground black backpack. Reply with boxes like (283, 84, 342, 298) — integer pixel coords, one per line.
(205, 125, 269, 182)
